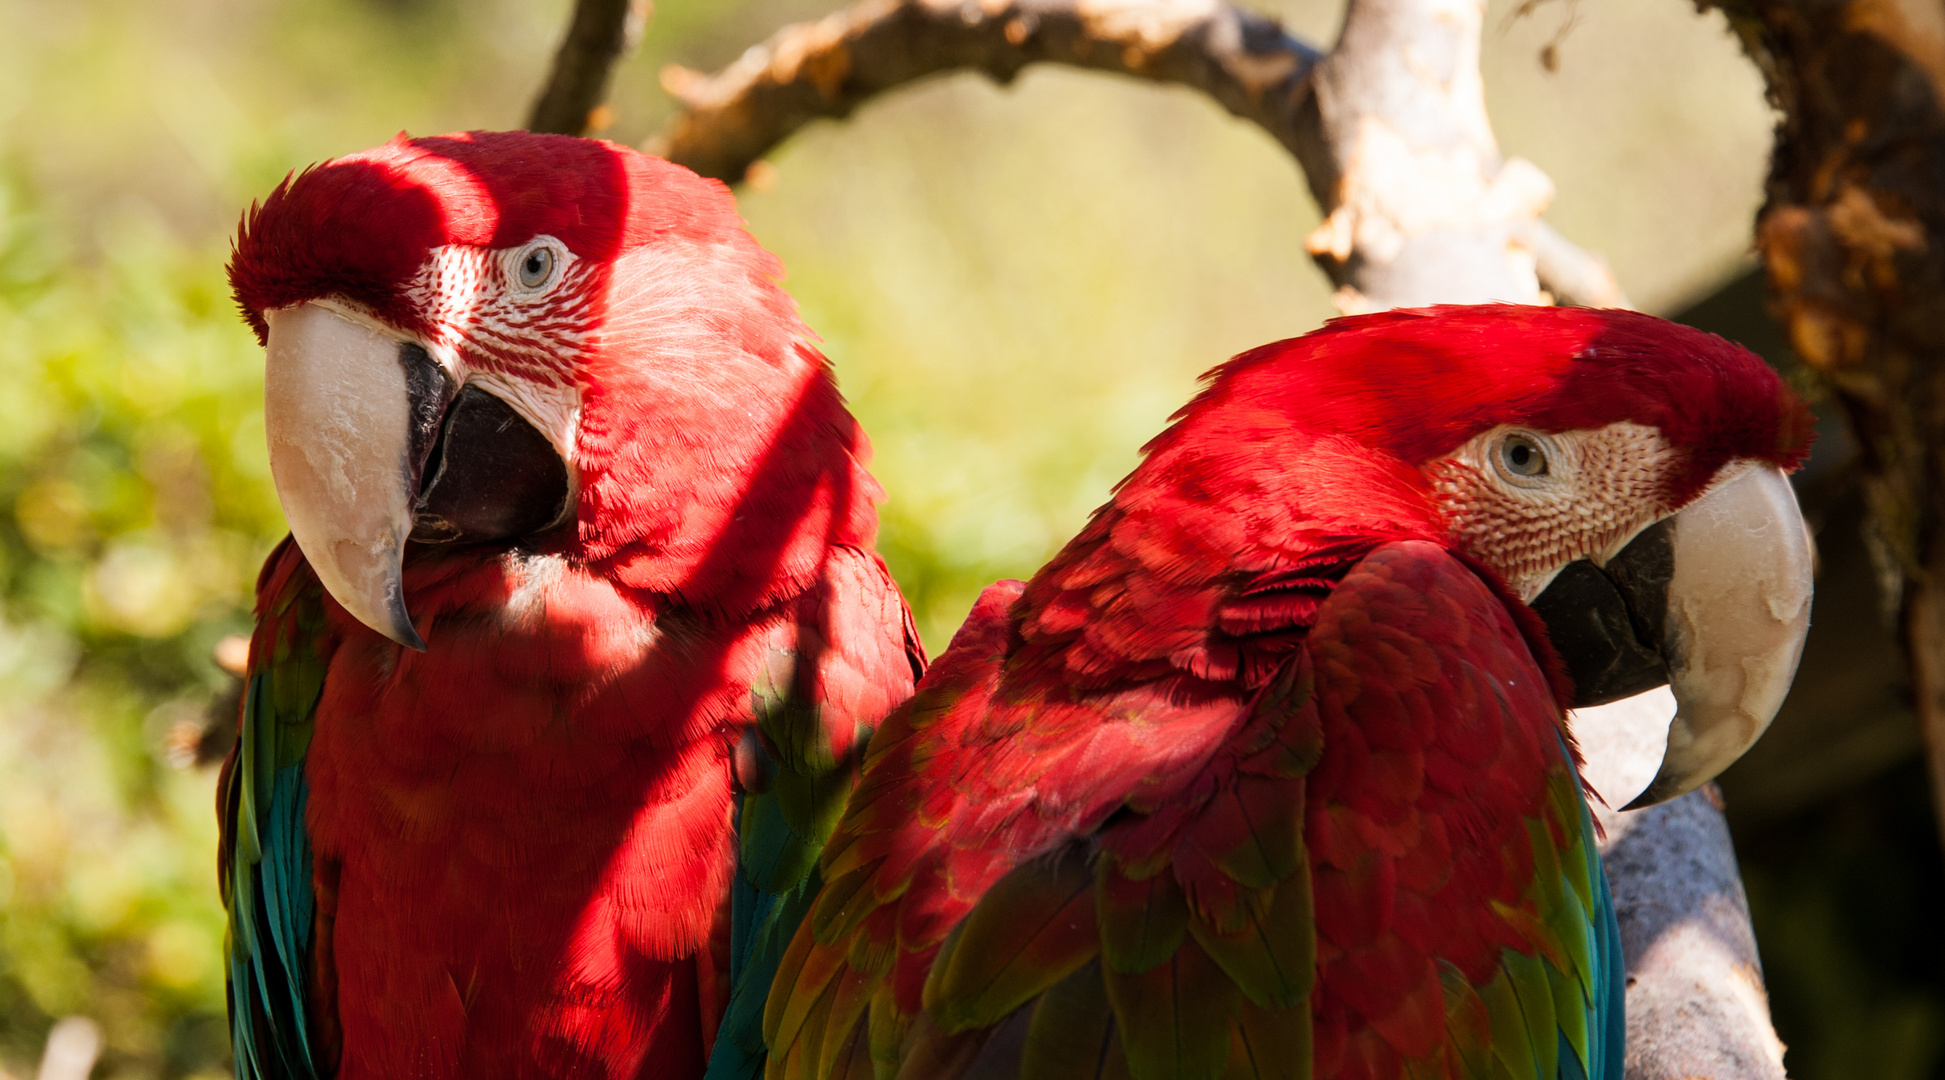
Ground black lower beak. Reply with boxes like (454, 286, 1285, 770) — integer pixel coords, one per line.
(407, 376, 572, 546)
(1529, 520, 1675, 709)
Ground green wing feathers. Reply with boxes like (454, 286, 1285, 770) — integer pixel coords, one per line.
(761, 593, 1324, 1080)
(711, 547, 924, 1080)
(219, 538, 333, 1080)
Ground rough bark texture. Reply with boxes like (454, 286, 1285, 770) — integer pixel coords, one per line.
(644, 1, 1778, 1075)
(1604, 792, 1790, 1080)
(1703, 0, 1945, 853)
(527, 0, 649, 136)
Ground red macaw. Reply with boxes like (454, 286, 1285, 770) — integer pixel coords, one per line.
(219, 131, 922, 1079)
(754, 306, 1814, 1080)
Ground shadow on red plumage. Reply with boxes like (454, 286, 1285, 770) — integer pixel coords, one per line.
(220, 131, 923, 1080)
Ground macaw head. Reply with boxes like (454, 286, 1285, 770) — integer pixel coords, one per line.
(230, 131, 878, 648)
(1151, 304, 1815, 807)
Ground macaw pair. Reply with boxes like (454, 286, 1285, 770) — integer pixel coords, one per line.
(219, 131, 1813, 1080)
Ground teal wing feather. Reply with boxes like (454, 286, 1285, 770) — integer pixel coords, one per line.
(1505, 751, 1623, 1080)
(218, 538, 333, 1080)
(706, 547, 924, 1080)
(1415, 740, 1623, 1080)
(1572, 784, 1625, 1080)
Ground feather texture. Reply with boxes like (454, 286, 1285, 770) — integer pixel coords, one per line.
(221, 538, 333, 1079)
(759, 545, 1618, 1080)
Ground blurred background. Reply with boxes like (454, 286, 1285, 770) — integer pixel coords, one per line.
(0, 0, 1932, 1076)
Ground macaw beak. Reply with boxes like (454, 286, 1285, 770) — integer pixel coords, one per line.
(1531, 463, 1813, 809)
(262, 302, 572, 650)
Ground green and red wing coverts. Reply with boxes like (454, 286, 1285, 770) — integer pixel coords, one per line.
(758, 305, 1813, 1080)
(220, 132, 921, 1079)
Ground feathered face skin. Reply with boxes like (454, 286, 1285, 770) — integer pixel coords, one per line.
(1074, 304, 1814, 807)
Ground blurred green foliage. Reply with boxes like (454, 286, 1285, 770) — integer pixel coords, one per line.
(0, 180, 274, 1076)
(0, 0, 1801, 1076)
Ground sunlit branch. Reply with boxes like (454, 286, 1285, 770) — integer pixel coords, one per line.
(651, 0, 1320, 184)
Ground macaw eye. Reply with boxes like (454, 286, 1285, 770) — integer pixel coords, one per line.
(508, 236, 567, 294)
(1498, 433, 1549, 478)
(518, 247, 554, 289)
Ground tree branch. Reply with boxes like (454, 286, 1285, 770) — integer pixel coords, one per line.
(1576, 692, 1789, 1079)
(652, 0, 1320, 183)
(1296, 0, 1631, 310)
(527, 0, 650, 136)
(1534, 219, 1630, 309)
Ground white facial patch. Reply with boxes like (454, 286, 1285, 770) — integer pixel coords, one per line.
(1428, 421, 1680, 601)
(402, 240, 596, 388)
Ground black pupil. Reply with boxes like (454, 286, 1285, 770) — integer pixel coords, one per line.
(525, 253, 545, 277)
(1511, 445, 1530, 467)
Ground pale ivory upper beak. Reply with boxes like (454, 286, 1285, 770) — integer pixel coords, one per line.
(1624, 463, 1813, 808)
(263, 303, 426, 650)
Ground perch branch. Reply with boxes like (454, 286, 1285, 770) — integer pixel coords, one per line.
(527, 0, 650, 136)
(1534, 219, 1630, 308)
(1576, 692, 1789, 1079)
(1296, 0, 1631, 310)
(651, 0, 1320, 184)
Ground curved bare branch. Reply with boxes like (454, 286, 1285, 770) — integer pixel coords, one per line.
(650, 0, 1321, 184)
(528, 0, 651, 136)
(648, 0, 1623, 309)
